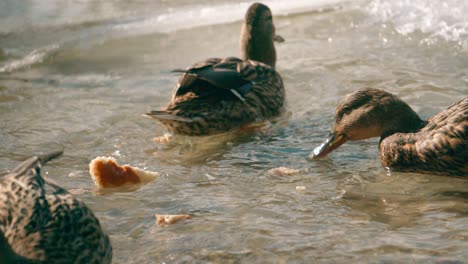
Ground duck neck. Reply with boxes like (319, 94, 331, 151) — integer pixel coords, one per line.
(380, 106, 427, 141)
(240, 24, 276, 68)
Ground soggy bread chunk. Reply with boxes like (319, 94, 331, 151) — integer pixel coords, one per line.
(268, 167, 300, 177)
(89, 156, 157, 188)
(155, 214, 192, 226)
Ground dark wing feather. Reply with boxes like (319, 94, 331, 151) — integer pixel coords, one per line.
(173, 57, 251, 100)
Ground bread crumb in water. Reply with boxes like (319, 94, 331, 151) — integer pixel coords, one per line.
(268, 167, 300, 177)
(89, 156, 158, 188)
(155, 214, 192, 226)
(296, 186, 307, 192)
(153, 133, 172, 144)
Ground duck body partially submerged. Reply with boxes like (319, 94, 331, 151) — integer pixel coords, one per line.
(146, 3, 285, 136)
(379, 96, 467, 176)
(148, 57, 284, 135)
(311, 88, 467, 177)
(0, 150, 112, 264)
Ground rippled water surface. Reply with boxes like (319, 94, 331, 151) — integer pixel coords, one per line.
(1, 0, 467, 263)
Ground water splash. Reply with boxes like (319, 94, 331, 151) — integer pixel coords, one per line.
(0, 0, 348, 74)
(366, 0, 468, 49)
(0, 45, 59, 73)
(385, 167, 392, 177)
(114, 0, 348, 34)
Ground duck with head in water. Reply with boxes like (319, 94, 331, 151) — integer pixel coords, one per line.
(310, 88, 467, 177)
(145, 3, 285, 136)
(0, 150, 112, 263)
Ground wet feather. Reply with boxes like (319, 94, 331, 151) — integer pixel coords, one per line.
(0, 150, 112, 263)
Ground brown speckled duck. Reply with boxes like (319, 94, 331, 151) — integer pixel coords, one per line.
(0, 150, 112, 263)
(310, 88, 468, 177)
(145, 3, 285, 136)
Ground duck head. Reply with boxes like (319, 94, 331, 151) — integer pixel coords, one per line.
(309, 88, 425, 159)
(241, 3, 278, 68)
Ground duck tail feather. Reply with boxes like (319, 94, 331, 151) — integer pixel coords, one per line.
(37, 149, 64, 165)
(9, 149, 63, 177)
(171, 69, 188, 74)
(145, 111, 194, 123)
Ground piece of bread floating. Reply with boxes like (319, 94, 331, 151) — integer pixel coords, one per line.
(296, 186, 307, 192)
(153, 133, 172, 144)
(155, 214, 192, 226)
(89, 156, 158, 188)
(268, 167, 300, 177)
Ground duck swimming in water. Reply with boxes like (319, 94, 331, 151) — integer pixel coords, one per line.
(310, 88, 468, 177)
(145, 3, 285, 136)
(0, 150, 112, 263)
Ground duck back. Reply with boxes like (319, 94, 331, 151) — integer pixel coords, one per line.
(0, 151, 112, 263)
(380, 97, 468, 176)
(147, 58, 285, 135)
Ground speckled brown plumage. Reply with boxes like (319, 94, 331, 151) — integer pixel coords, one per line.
(311, 88, 467, 177)
(0, 150, 112, 263)
(146, 3, 285, 136)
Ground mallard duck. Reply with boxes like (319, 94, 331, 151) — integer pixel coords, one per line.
(310, 88, 468, 177)
(145, 3, 285, 136)
(0, 150, 112, 263)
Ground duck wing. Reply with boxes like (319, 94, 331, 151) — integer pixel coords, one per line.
(418, 97, 468, 176)
(381, 97, 468, 176)
(171, 57, 252, 102)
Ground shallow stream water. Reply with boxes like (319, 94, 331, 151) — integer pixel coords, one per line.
(1, 0, 467, 263)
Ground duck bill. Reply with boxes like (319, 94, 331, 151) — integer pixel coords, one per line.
(309, 132, 346, 160)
